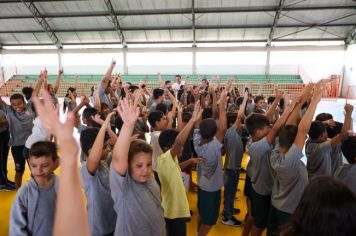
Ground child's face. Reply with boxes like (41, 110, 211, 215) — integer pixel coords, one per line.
(155, 115, 168, 130)
(48, 85, 55, 95)
(129, 152, 152, 183)
(256, 99, 267, 110)
(28, 156, 56, 181)
(10, 98, 26, 113)
(255, 125, 272, 140)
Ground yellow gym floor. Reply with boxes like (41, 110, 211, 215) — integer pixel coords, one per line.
(0, 154, 253, 236)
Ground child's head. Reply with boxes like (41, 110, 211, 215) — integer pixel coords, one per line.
(28, 141, 59, 179)
(82, 107, 97, 125)
(254, 95, 266, 110)
(315, 113, 333, 122)
(153, 88, 164, 102)
(245, 113, 271, 140)
(10, 93, 26, 113)
(267, 96, 275, 106)
(128, 140, 153, 183)
(65, 87, 77, 97)
(159, 129, 180, 153)
(22, 87, 33, 101)
(202, 107, 213, 120)
(182, 112, 192, 125)
(278, 125, 298, 150)
(80, 128, 110, 160)
(47, 84, 55, 96)
(308, 121, 327, 142)
(199, 118, 217, 140)
(227, 112, 237, 128)
(341, 136, 356, 164)
(156, 103, 168, 115)
(282, 176, 356, 236)
(148, 111, 167, 131)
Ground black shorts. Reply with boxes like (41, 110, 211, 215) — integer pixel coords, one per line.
(11, 145, 26, 173)
(267, 205, 291, 236)
(251, 186, 271, 229)
(165, 218, 187, 236)
(244, 174, 252, 197)
(197, 188, 221, 225)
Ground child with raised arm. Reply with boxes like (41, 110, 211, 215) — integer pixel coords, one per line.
(157, 101, 203, 236)
(306, 103, 353, 179)
(10, 141, 59, 236)
(44, 69, 62, 105)
(94, 60, 116, 111)
(111, 98, 165, 236)
(193, 89, 228, 236)
(268, 83, 322, 235)
(80, 112, 117, 236)
(244, 90, 291, 236)
(32, 92, 89, 236)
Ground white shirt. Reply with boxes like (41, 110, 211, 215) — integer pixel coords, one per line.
(25, 117, 51, 149)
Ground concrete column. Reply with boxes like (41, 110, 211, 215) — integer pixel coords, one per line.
(58, 49, 63, 69)
(123, 46, 128, 75)
(192, 46, 197, 75)
(265, 46, 271, 81)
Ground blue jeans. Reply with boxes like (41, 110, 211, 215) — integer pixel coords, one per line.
(223, 168, 240, 219)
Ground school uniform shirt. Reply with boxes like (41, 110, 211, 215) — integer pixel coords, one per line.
(193, 129, 224, 192)
(157, 150, 190, 219)
(25, 117, 50, 149)
(247, 137, 274, 196)
(334, 164, 356, 194)
(94, 83, 113, 111)
(63, 97, 77, 112)
(1, 101, 35, 146)
(110, 167, 165, 236)
(331, 143, 343, 174)
(10, 175, 58, 236)
(270, 144, 308, 214)
(81, 155, 117, 236)
(305, 139, 333, 179)
(224, 126, 244, 170)
(150, 131, 163, 171)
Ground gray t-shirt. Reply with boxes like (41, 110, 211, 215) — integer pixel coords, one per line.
(247, 137, 273, 195)
(81, 156, 116, 235)
(331, 143, 343, 174)
(224, 126, 244, 170)
(110, 167, 165, 236)
(0, 110, 8, 133)
(63, 97, 77, 112)
(334, 164, 356, 194)
(270, 144, 308, 213)
(96, 83, 113, 111)
(1, 101, 35, 146)
(193, 129, 224, 192)
(32, 180, 56, 236)
(305, 139, 333, 179)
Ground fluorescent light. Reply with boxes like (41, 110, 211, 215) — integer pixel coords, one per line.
(3, 45, 57, 50)
(272, 41, 345, 47)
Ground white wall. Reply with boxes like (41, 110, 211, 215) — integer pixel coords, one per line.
(0, 46, 348, 82)
(342, 45, 356, 97)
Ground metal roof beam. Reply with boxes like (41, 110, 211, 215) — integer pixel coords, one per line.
(103, 0, 126, 47)
(0, 5, 355, 19)
(0, 23, 353, 34)
(1, 0, 86, 3)
(0, 38, 344, 47)
(192, 0, 196, 47)
(267, 0, 286, 46)
(345, 25, 356, 45)
(20, 0, 62, 49)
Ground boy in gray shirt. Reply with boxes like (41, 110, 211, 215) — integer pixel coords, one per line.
(10, 141, 59, 236)
(306, 104, 353, 179)
(335, 136, 356, 194)
(245, 91, 291, 236)
(269, 83, 321, 235)
(0, 94, 35, 189)
(80, 113, 117, 236)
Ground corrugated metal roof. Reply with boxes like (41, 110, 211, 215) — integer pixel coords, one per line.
(0, 0, 354, 46)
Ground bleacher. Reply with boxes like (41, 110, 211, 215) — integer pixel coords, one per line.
(0, 74, 304, 98)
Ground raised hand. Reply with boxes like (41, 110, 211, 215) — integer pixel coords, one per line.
(116, 97, 140, 128)
(312, 82, 323, 102)
(91, 113, 104, 126)
(191, 101, 203, 122)
(345, 103, 354, 114)
(103, 112, 115, 130)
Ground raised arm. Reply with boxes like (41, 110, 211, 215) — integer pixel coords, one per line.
(233, 91, 248, 130)
(171, 102, 203, 158)
(286, 84, 314, 126)
(112, 98, 140, 175)
(266, 92, 292, 145)
(33, 71, 45, 97)
(86, 112, 115, 174)
(216, 90, 228, 143)
(294, 83, 320, 150)
(102, 60, 116, 90)
(265, 89, 282, 121)
(330, 103, 354, 148)
(177, 103, 183, 131)
(32, 92, 89, 236)
(54, 69, 63, 94)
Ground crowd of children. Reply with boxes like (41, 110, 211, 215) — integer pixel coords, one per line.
(0, 60, 355, 236)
